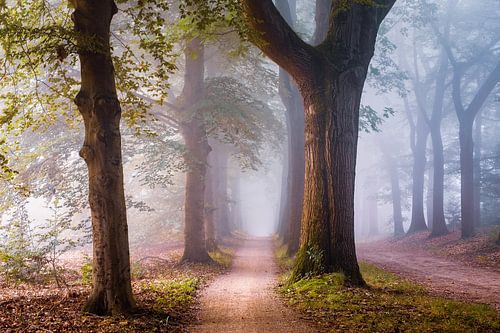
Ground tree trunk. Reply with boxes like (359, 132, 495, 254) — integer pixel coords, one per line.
(426, 161, 433, 230)
(459, 119, 475, 238)
(213, 144, 231, 239)
(292, 63, 365, 285)
(204, 151, 217, 252)
(407, 112, 429, 234)
(180, 38, 212, 263)
(72, 0, 135, 315)
(429, 124, 448, 236)
(389, 165, 405, 236)
(276, 0, 305, 255)
(242, 0, 396, 286)
(473, 112, 482, 227)
(368, 188, 379, 237)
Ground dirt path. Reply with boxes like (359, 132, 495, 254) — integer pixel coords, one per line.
(191, 238, 315, 333)
(357, 245, 500, 310)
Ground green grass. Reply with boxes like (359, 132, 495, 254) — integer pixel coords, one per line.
(280, 263, 499, 332)
(142, 277, 200, 312)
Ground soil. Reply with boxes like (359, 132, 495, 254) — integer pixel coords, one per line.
(190, 237, 316, 333)
(358, 233, 500, 310)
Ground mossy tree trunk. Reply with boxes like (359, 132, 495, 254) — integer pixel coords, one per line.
(243, 0, 396, 285)
(72, 0, 135, 315)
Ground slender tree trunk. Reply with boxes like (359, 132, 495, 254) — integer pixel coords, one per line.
(229, 169, 243, 232)
(213, 144, 230, 239)
(408, 112, 429, 234)
(426, 161, 433, 230)
(389, 166, 405, 236)
(276, 0, 304, 255)
(180, 38, 212, 263)
(459, 119, 475, 238)
(429, 124, 448, 236)
(473, 112, 482, 227)
(72, 0, 135, 315)
(204, 151, 217, 252)
(379, 141, 405, 236)
(368, 188, 379, 237)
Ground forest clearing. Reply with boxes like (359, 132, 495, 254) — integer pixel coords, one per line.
(0, 0, 499, 332)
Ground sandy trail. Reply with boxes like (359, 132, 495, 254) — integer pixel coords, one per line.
(357, 245, 500, 310)
(191, 238, 315, 333)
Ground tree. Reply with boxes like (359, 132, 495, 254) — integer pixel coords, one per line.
(178, 37, 213, 263)
(432, 0, 500, 238)
(275, 0, 304, 255)
(241, 0, 396, 284)
(72, 0, 135, 314)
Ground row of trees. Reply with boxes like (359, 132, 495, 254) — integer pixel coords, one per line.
(353, 0, 499, 241)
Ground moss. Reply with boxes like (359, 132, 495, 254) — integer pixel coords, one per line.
(280, 262, 499, 332)
(275, 243, 294, 270)
(209, 247, 234, 268)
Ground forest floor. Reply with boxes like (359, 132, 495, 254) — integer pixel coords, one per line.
(190, 237, 316, 333)
(0, 241, 231, 332)
(357, 225, 500, 310)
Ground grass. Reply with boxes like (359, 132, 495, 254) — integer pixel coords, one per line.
(209, 246, 234, 268)
(143, 277, 200, 312)
(279, 263, 499, 332)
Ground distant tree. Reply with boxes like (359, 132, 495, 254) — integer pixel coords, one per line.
(433, 0, 500, 238)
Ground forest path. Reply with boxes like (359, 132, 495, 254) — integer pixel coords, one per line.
(357, 245, 500, 310)
(191, 238, 315, 333)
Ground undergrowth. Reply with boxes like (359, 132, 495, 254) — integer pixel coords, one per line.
(279, 262, 499, 332)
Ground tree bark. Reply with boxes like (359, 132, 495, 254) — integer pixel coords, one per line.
(72, 0, 135, 315)
(180, 38, 212, 263)
(242, 0, 395, 285)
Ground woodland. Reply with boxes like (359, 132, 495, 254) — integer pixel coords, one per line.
(0, 0, 499, 332)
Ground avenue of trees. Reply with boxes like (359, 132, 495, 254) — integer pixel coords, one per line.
(0, 0, 498, 316)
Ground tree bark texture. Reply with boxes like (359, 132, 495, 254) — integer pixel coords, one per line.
(180, 38, 212, 263)
(72, 0, 135, 315)
(242, 0, 395, 285)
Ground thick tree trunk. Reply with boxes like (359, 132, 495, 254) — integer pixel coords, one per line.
(242, 0, 395, 286)
(180, 38, 212, 263)
(72, 0, 135, 315)
(293, 63, 365, 285)
(407, 113, 429, 234)
(473, 113, 482, 227)
(459, 119, 475, 238)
